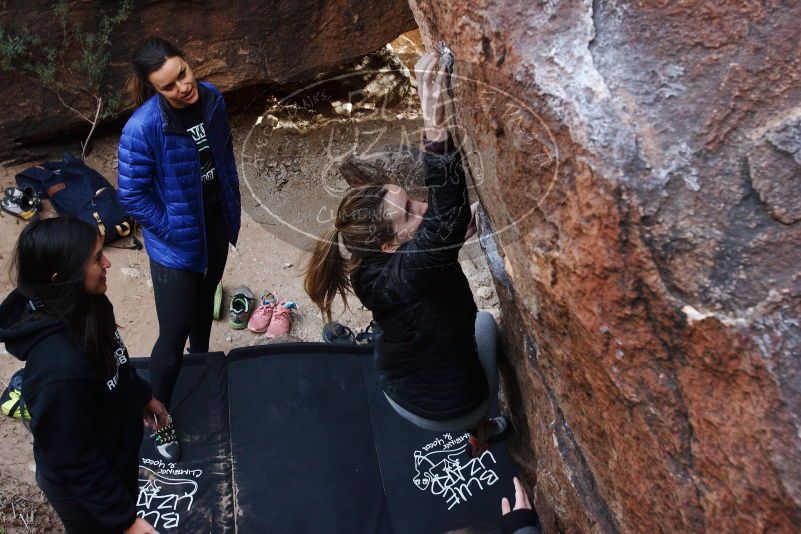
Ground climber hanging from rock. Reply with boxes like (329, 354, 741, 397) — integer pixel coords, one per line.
(304, 47, 508, 457)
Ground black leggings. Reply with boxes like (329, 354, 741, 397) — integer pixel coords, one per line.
(149, 210, 229, 409)
(37, 463, 138, 534)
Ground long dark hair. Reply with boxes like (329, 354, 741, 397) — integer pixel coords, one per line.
(12, 218, 117, 375)
(304, 186, 395, 322)
(131, 36, 186, 106)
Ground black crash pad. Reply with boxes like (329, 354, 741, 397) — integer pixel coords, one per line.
(133, 352, 233, 533)
(133, 344, 517, 533)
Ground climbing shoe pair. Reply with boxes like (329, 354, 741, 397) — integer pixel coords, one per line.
(322, 320, 381, 345)
(247, 291, 295, 338)
(247, 290, 277, 332)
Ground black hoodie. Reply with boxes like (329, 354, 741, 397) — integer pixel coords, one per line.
(0, 289, 151, 532)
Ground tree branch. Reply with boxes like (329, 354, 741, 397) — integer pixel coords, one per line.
(80, 95, 102, 161)
(54, 88, 92, 124)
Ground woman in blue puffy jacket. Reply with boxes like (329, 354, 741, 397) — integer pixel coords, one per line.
(118, 37, 241, 461)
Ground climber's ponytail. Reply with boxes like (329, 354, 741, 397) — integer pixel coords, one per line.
(304, 186, 395, 321)
(304, 228, 349, 323)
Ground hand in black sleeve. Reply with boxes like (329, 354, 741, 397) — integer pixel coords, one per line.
(405, 50, 472, 268)
(29, 379, 138, 532)
(406, 145, 472, 269)
(501, 477, 542, 534)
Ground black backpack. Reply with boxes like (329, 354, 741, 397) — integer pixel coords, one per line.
(15, 154, 142, 249)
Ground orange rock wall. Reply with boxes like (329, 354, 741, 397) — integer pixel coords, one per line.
(410, 1, 801, 532)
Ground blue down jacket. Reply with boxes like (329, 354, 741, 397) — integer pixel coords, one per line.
(118, 82, 241, 272)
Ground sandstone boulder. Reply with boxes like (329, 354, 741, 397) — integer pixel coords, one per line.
(0, 0, 416, 161)
(410, 1, 801, 532)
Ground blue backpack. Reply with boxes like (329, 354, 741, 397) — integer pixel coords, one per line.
(15, 154, 142, 249)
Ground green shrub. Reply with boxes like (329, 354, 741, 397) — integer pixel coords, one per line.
(0, 0, 134, 158)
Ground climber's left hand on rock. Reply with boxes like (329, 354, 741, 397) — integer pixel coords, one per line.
(414, 52, 449, 142)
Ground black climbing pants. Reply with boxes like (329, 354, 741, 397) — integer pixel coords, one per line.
(36, 461, 138, 533)
(149, 208, 229, 409)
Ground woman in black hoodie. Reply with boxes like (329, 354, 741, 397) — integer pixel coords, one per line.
(0, 218, 168, 533)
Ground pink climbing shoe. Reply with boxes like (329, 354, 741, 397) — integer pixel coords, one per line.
(265, 302, 293, 339)
(247, 291, 278, 333)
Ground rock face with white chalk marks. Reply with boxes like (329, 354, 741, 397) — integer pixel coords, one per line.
(410, 1, 801, 532)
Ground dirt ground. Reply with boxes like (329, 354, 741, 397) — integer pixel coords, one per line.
(0, 68, 498, 532)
